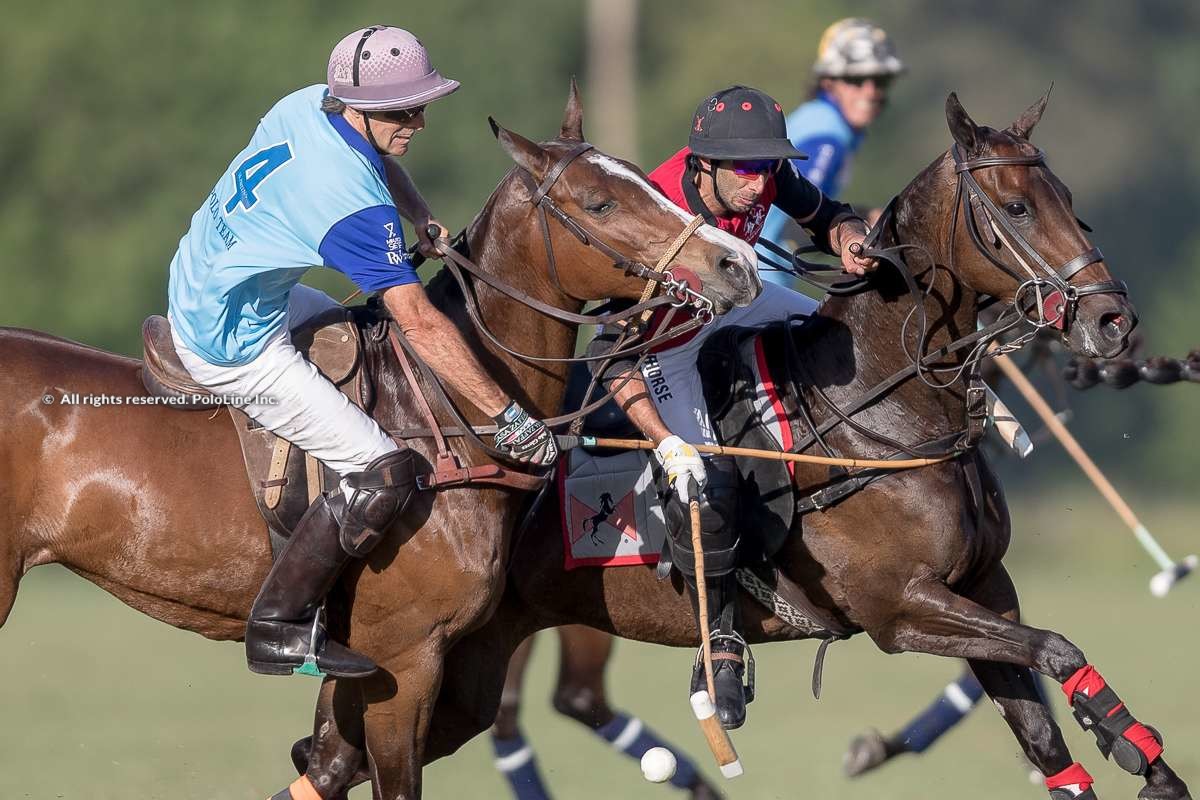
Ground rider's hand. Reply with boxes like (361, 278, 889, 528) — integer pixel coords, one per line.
(654, 435, 706, 503)
(416, 218, 450, 259)
(835, 219, 878, 276)
(493, 401, 558, 466)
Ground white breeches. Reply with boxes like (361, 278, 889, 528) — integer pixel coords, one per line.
(641, 281, 819, 446)
(171, 284, 398, 477)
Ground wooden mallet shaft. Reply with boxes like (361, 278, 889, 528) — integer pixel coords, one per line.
(687, 485, 743, 778)
(993, 352, 1196, 596)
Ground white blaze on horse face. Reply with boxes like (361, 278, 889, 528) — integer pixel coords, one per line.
(587, 153, 760, 273)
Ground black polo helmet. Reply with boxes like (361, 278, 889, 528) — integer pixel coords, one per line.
(687, 86, 807, 161)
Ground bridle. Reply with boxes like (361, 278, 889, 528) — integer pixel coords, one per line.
(951, 143, 1127, 332)
(759, 139, 1130, 460)
(384, 139, 728, 460)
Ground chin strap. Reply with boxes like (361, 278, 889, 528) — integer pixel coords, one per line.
(360, 109, 390, 155)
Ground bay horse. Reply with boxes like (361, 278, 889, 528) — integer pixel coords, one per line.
(0, 84, 760, 798)
(294, 92, 1191, 800)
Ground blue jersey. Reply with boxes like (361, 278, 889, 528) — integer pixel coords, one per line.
(168, 84, 419, 366)
(759, 91, 863, 249)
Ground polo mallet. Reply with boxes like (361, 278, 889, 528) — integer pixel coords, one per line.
(685, 478, 743, 779)
(994, 352, 1197, 597)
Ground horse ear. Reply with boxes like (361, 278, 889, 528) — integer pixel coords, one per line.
(560, 76, 585, 141)
(1007, 84, 1052, 140)
(490, 116, 550, 178)
(945, 92, 980, 153)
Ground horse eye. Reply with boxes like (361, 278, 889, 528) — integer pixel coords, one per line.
(1004, 201, 1028, 218)
(586, 200, 615, 215)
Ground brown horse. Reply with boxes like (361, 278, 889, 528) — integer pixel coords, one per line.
(0, 85, 759, 799)
(295, 92, 1191, 800)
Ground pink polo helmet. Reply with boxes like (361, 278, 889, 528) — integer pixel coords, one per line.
(327, 26, 460, 111)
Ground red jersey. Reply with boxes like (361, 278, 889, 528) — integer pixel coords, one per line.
(648, 147, 777, 245)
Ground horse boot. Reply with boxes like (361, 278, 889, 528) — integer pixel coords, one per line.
(660, 455, 751, 729)
(245, 449, 415, 678)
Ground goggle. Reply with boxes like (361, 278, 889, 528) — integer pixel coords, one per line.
(842, 75, 894, 90)
(729, 159, 779, 176)
(372, 105, 426, 124)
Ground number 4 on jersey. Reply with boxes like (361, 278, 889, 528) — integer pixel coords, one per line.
(225, 142, 294, 214)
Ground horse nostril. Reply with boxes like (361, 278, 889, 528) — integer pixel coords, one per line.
(1099, 312, 1130, 340)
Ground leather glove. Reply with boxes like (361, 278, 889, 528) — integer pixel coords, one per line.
(653, 435, 706, 502)
(493, 401, 558, 466)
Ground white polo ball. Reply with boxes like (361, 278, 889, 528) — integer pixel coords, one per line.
(640, 746, 677, 783)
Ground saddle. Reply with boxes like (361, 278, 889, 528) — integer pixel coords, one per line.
(141, 311, 364, 554)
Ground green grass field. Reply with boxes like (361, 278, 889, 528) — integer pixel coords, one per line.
(0, 489, 1195, 799)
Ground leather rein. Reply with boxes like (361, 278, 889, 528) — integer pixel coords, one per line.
(763, 144, 1127, 465)
(382, 141, 717, 489)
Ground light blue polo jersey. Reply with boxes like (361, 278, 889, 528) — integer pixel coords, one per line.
(168, 84, 419, 366)
(759, 91, 863, 250)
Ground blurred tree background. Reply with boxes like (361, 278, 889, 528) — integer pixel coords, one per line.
(2, 0, 1197, 496)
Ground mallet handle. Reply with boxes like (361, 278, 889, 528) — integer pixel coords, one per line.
(689, 497, 717, 702)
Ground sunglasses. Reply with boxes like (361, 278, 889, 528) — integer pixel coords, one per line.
(842, 75, 893, 90)
(729, 159, 779, 176)
(372, 105, 426, 124)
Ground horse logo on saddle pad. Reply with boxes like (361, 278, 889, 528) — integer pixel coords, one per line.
(559, 449, 668, 569)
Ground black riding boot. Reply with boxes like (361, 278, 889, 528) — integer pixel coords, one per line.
(659, 455, 753, 730)
(687, 571, 754, 730)
(245, 449, 415, 678)
(245, 494, 377, 677)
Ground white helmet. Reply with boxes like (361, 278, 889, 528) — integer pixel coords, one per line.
(813, 18, 905, 79)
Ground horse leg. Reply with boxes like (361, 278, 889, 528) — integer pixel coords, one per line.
(278, 677, 369, 800)
(359, 643, 448, 800)
(490, 633, 553, 799)
(868, 569, 1190, 800)
(552, 625, 723, 800)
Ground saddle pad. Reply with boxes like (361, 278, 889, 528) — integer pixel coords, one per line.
(559, 448, 667, 570)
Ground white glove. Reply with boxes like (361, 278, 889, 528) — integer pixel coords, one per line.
(654, 435, 706, 502)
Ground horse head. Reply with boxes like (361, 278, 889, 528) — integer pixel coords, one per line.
(487, 79, 760, 314)
(937, 90, 1137, 358)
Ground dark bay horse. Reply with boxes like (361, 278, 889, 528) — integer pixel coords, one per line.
(297, 92, 1191, 800)
(0, 85, 759, 798)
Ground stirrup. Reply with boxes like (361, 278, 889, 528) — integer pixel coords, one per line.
(293, 608, 327, 678)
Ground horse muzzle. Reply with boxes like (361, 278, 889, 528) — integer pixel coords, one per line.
(1066, 293, 1138, 359)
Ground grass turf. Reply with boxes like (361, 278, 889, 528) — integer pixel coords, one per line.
(0, 490, 1195, 799)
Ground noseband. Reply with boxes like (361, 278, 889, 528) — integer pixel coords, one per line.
(951, 143, 1127, 331)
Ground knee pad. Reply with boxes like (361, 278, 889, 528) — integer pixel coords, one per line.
(332, 449, 416, 557)
(661, 455, 741, 578)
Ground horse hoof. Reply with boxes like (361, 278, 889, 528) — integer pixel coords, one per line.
(843, 728, 890, 777)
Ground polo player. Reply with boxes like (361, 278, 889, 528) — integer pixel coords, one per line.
(588, 85, 877, 728)
(166, 26, 558, 679)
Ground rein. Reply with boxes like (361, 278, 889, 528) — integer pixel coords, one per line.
(763, 144, 1125, 465)
(380, 141, 718, 484)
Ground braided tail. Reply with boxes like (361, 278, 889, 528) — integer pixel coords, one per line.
(1065, 350, 1200, 390)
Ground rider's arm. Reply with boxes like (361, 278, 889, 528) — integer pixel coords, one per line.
(383, 159, 447, 258)
(774, 163, 874, 274)
(610, 369, 673, 444)
(382, 283, 508, 417)
(773, 161, 859, 255)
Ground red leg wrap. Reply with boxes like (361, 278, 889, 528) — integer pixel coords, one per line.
(1063, 664, 1164, 770)
(1122, 721, 1165, 763)
(1045, 762, 1094, 791)
(1062, 664, 1105, 703)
